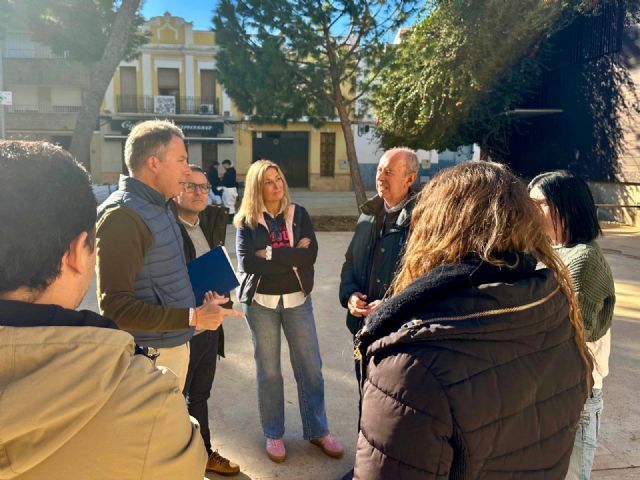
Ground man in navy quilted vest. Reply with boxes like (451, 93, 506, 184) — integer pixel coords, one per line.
(96, 120, 242, 390)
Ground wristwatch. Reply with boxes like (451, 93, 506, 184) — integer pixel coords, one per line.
(265, 245, 272, 261)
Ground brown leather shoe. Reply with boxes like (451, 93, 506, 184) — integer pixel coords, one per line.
(206, 451, 240, 476)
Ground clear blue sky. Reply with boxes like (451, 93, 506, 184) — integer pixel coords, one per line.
(141, 1, 423, 36)
(141, 0, 218, 30)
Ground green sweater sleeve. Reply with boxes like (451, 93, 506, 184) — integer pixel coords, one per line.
(95, 207, 190, 332)
(557, 242, 615, 342)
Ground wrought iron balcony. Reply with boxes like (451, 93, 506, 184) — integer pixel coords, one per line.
(116, 95, 219, 115)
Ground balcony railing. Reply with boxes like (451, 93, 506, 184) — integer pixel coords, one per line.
(6, 104, 82, 113)
(116, 95, 219, 115)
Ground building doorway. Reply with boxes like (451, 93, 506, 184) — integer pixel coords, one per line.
(202, 142, 219, 176)
(252, 131, 309, 187)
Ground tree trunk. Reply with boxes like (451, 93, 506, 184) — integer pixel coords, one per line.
(320, 23, 367, 210)
(69, 0, 141, 170)
(335, 100, 367, 208)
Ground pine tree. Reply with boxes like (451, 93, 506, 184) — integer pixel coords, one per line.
(19, 0, 147, 168)
(214, 0, 419, 207)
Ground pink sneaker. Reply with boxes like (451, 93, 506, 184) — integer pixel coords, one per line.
(310, 433, 344, 459)
(266, 438, 286, 463)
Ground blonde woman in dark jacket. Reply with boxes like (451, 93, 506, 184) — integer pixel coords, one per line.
(234, 160, 343, 464)
(354, 162, 592, 480)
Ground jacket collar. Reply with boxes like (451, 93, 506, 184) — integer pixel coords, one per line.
(355, 253, 539, 355)
(119, 175, 167, 208)
(0, 299, 118, 329)
(360, 190, 417, 228)
(257, 204, 296, 246)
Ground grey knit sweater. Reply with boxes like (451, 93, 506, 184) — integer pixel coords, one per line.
(555, 241, 615, 342)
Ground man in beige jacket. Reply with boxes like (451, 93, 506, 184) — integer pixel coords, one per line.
(0, 140, 208, 480)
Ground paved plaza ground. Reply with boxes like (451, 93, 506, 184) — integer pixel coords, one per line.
(80, 191, 640, 479)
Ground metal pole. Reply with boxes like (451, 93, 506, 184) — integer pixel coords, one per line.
(0, 39, 5, 139)
(0, 106, 5, 140)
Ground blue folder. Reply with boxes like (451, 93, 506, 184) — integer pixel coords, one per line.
(187, 246, 240, 306)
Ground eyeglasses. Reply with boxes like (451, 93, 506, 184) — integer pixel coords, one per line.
(181, 182, 210, 194)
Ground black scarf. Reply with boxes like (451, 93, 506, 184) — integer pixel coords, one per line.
(0, 299, 118, 329)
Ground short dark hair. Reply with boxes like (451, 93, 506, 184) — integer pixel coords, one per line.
(528, 170, 601, 244)
(189, 164, 205, 175)
(0, 141, 97, 293)
(222, 159, 232, 166)
(124, 120, 184, 173)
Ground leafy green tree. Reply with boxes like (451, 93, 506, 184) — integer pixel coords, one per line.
(373, 0, 597, 159)
(17, 0, 147, 168)
(214, 0, 419, 206)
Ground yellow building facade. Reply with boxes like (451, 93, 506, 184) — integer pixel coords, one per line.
(92, 12, 350, 190)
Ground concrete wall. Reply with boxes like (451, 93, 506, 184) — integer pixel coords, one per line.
(618, 69, 640, 183)
(590, 181, 640, 226)
(51, 86, 82, 108)
(218, 142, 235, 164)
(6, 112, 77, 132)
(3, 58, 89, 86)
(353, 127, 383, 189)
(94, 137, 125, 184)
(9, 85, 38, 106)
(619, 24, 640, 183)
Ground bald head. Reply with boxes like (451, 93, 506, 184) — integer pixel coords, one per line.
(383, 148, 418, 174)
(376, 147, 418, 207)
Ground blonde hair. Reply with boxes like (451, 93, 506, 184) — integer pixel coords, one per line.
(391, 161, 592, 390)
(233, 160, 291, 229)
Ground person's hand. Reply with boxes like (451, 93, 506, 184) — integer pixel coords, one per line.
(255, 249, 267, 258)
(195, 291, 244, 330)
(364, 299, 383, 316)
(296, 237, 311, 248)
(348, 292, 369, 317)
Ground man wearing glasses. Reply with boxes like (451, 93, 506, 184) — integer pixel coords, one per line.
(172, 166, 241, 476)
(96, 120, 242, 393)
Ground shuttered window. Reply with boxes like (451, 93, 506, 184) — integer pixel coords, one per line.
(120, 67, 137, 96)
(157, 68, 179, 90)
(200, 70, 215, 104)
(320, 132, 335, 177)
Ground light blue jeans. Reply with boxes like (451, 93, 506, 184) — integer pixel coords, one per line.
(243, 296, 330, 440)
(566, 388, 604, 480)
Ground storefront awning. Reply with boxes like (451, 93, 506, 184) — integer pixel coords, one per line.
(104, 135, 233, 143)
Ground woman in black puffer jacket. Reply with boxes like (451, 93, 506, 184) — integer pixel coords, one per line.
(353, 161, 592, 480)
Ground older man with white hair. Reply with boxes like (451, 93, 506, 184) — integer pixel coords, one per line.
(340, 147, 419, 344)
(338, 147, 418, 480)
